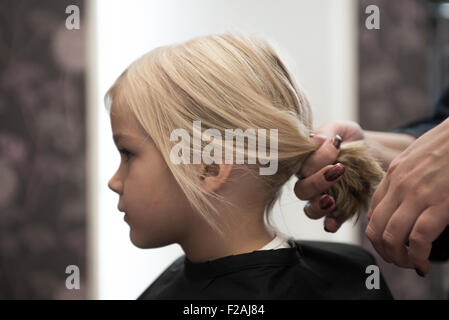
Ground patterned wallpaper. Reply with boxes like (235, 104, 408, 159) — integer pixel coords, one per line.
(0, 0, 86, 299)
(359, 0, 430, 132)
(358, 0, 447, 299)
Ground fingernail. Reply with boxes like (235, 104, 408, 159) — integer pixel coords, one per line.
(332, 134, 342, 149)
(324, 163, 345, 181)
(319, 195, 333, 210)
(303, 203, 312, 218)
(309, 132, 315, 138)
(415, 269, 424, 277)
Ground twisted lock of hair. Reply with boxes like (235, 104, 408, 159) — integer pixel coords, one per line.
(317, 141, 384, 224)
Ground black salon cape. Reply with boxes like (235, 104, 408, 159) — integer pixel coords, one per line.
(137, 239, 393, 300)
(392, 85, 449, 262)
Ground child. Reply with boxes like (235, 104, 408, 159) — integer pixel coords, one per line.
(106, 32, 393, 299)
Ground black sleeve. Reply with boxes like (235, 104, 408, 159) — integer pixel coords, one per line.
(391, 86, 449, 138)
(390, 86, 449, 262)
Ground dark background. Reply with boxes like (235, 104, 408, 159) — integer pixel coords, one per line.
(0, 0, 86, 299)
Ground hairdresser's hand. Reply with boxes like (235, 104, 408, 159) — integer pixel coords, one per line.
(365, 118, 449, 277)
(294, 120, 365, 232)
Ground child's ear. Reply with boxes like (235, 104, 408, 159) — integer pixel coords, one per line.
(200, 163, 233, 192)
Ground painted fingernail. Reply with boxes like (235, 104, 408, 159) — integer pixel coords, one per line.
(415, 269, 424, 277)
(332, 134, 342, 149)
(324, 163, 345, 181)
(303, 203, 312, 218)
(319, 195, 333, 210)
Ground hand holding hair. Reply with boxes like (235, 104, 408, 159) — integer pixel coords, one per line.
(295, 120, 384, 232)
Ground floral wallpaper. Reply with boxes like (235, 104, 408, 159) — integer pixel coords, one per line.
(358, 0, 448, 299)
(0, 0, 86, 299)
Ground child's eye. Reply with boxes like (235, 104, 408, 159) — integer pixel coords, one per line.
(119, 149, 132, 161)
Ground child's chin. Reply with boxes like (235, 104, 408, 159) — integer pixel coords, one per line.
(130, 231, 177, 250)
(129, 230, 162, 249)
(129, 231, 151, 249)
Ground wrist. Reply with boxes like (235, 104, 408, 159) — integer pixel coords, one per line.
(363, 131, 390, 170)
(363, 130, 417, 170)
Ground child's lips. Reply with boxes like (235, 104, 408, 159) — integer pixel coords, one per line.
(118, 205, 129, 221)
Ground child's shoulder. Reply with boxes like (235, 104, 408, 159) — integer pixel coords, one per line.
(292, 239, 393, 299)
(295, 239, 378, 266)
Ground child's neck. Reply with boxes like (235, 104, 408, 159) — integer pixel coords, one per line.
(180, 209, 276, 263)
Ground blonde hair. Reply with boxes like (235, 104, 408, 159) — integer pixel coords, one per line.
(105, 32, 384, 236)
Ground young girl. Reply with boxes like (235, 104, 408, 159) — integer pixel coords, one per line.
(106, 32, 393, 299)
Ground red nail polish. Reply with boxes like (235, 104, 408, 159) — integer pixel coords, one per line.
(319, 195, 333, 210)
(324, 164, 345, 181)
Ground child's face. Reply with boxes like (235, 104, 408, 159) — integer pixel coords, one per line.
(107, 102, 194, 248)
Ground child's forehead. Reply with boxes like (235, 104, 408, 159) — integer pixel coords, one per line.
(110, 101, 148, 140)
(110, 101, 137, 123)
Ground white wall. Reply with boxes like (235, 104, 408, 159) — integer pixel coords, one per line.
(87, 0, 358, 299)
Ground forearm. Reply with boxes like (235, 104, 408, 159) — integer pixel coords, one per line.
(363, 130, 416, 170)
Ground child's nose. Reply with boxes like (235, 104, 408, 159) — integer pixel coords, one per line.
(108, 175, 122, 195)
